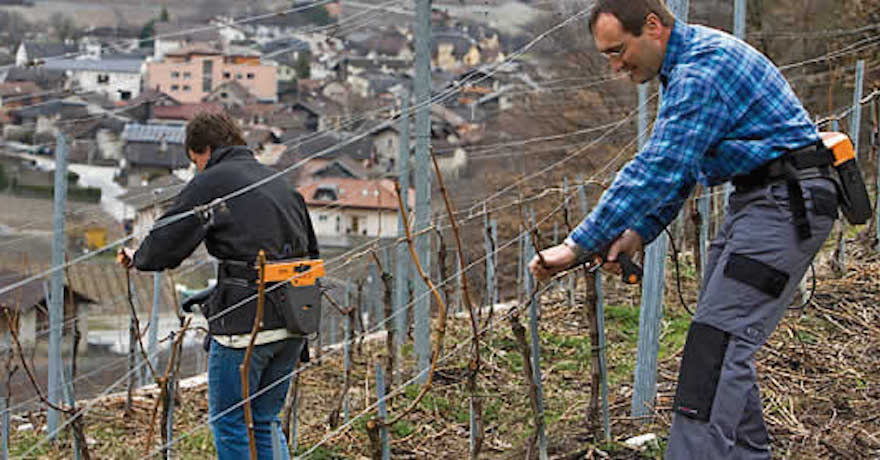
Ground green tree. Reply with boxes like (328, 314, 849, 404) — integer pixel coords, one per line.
(140, 19, 156, 48)
(159, 5, 170, 22)
(0, 164, 8, 191)
(299, 4, 334, 26)
(295, 52, 311, 79)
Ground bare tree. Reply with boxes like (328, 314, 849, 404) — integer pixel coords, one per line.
(50, 12, 77, 42)
(0, 11, 32, 48)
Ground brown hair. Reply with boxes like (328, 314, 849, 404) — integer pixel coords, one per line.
(185, 111, 246, 154)
(588, 0, 675, 37)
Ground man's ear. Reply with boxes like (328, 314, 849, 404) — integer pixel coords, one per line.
(643, 13, 664, 38)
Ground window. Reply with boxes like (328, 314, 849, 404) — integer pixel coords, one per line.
(246, 73, 255, 79)
(223, 72, 231, 79)
(171, 71, 180, 78)
(350, 216, 360, 234)
(318, 215, 328, 222)
(119, 90, 132, 101)
(203, 60, 214, 92)
(171, 84, 179, 91)
(182, 85, 191, 91)
(221, 92, 228, 99)
(183, 71, 191, 79)
(235, 73, 243, 79)
(97, 74, 109, 84)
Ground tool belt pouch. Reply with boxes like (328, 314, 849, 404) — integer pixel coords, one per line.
(835, 159, 871, 225)
(279, 281, 322, 335)
(822, 132, 872, 225)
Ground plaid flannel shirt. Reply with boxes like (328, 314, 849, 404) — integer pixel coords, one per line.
(569, 21, 820, 254)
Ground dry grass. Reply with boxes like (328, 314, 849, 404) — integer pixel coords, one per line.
(6, 247, 880, 459)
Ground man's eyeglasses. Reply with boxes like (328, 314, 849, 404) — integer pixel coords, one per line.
(601, 42, 627, 60)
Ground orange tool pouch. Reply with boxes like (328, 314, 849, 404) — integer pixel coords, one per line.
(821, 132, 872, 225)
(260, 259, 325, 335)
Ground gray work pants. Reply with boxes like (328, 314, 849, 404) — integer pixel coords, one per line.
(665, 178, 838, 460)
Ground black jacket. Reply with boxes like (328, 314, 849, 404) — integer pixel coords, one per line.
(134, 146, 318, 334)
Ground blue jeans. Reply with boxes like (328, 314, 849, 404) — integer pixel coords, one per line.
(208, 337, 304, 460)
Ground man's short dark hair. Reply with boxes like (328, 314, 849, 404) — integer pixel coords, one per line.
(185, 111, 246, 154)
(588, 0, 676, 37)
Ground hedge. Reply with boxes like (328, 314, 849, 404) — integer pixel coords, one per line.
(11, 183, 102, 203)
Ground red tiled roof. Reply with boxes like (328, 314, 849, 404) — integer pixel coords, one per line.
(0, 81, 41, 98)
(153, 103, 224, 121)
(298, 178, 414, 211)
(241, 103, 282, 116)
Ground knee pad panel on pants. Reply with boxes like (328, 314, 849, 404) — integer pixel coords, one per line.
(724, 253, 789, 298)
(673, 322, 730, 422)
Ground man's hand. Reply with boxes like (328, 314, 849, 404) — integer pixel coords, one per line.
(528, 243, 577, 282)
(604, 229, 644, 275)
(116, 247, 135, 269)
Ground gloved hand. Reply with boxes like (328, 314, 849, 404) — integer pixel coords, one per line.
(181, 286, 214, 314)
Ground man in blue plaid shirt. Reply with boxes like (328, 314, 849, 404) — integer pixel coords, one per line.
(529, 1, 839, 458)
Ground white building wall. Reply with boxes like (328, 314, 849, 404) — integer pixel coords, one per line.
(36, 116, 57, 135)
(308, 207, 399, 239)
(437, 147, 468, 180)
(132, 206, 164, 245)
(15, 45, 27, 66)
(373, 131, 399, 165)
(96, 129, 123, 160)
(154, 39, 185, 60)
(71, 70, 142, 102)
(309, 209, 344, 237)
(379, 211, 399, 238)
(310, 62, 333, 81)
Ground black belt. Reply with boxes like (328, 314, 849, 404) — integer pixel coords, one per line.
(731, 142, 834, 240)
(218, 259, 260, 283)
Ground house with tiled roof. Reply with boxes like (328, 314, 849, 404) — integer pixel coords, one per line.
(348, 30, 412, 60)
(6, 100, 89, 136)
(42, 57, 145, 102)
(0, 81, 44, 111)
(297, 178, 414, 239)
(293, 155, 368, 187)
(203, 80, 259, 108)
(263, 38, 311, 83)
(117, 174, 185, 243)
(15, 41, 78, 67)
(120, 123, 188, 183)
(432, 31, 482, 72)
(3, 67, 67, 91)
(152, 102, 223, 122)
(0, 269, 95, 352)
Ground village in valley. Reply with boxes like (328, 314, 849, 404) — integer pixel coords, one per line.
(0, 0, 532, 365)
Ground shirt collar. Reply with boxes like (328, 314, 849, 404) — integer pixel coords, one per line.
(204, 145, 251, 170)
(659, 20, 690, 87)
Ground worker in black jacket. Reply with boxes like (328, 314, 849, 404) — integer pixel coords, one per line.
(118, 112, 317, 459)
